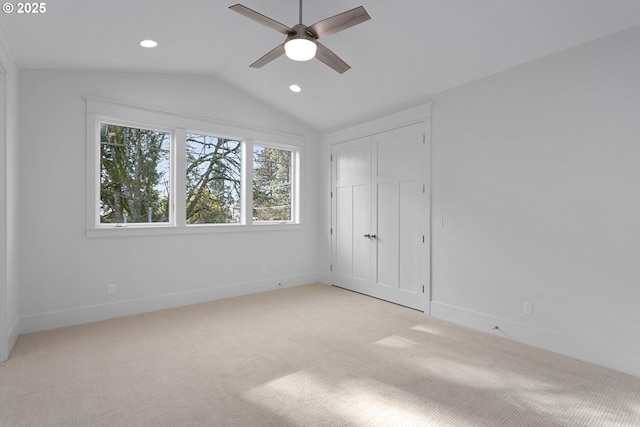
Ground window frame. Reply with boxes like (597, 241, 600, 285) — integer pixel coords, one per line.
(96, 120, 175, 228)
(184, 130, 244, 226)
(250, 141, 300, 225)
(85, 97, 303, 237)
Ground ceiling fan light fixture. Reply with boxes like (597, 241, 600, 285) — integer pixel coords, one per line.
(139, 39, 158, 48)
(284, 38, 317, 62)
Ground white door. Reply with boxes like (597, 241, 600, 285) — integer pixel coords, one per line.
(331, 137, 372, 295)
(331, 123, 428, 311)
(371, 124, 425, 310)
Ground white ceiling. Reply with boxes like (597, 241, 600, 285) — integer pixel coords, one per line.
(1, 0, 640, 132)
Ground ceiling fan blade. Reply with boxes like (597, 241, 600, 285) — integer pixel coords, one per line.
(315, 42, 351, 74)
(250, 44, 286, 68)
(307, 6, 371, 39)
(229, 4, 294, 35)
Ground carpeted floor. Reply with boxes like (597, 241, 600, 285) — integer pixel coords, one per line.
(1, 283, 639, 426)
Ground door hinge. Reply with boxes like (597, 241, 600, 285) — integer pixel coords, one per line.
(423, 134, 426, 143)
(422, 285, 425, 293)
(330, 264, 333, 271)
(331, 191, 333, 198)
(422, 184, 425, 193)
(330, 154, 333, 162)
(422, 235, 425, 243)
(330, 228, 333, 235)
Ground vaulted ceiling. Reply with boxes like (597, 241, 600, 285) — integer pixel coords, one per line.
(1, 0, 640, 132)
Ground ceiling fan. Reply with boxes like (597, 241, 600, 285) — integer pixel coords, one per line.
(229, 1, 371, 74)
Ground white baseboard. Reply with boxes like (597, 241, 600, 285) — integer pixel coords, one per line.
(431, 301, 640, 378)
(1, 316, 20, 362)
(317, 272, 331, 285)
(20, 273, 320, 334)
(7, 316, 19, 357)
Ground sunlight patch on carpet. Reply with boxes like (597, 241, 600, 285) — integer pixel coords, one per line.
(244, 371, 462, 426)
(373, 335, 418, 349)
(411, 323, 451, 337)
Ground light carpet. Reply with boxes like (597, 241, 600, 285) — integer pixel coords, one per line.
(1, 283, 639, 426)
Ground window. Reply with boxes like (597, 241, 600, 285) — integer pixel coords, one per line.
(85, 97, 302, 236)
(99, 123, 171, 225)
(186, 134, 241, 224)
(253, 145, 293, 222)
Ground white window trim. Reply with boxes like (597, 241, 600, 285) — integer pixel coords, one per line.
(90, 118, 176, 228)
(85, 96, 304, 237)
(250, 140, 300, 226)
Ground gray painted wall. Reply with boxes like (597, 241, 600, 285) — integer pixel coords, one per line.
(429, 26, 640, 376)
(0, 40, 20, 361)
(17, 70, 321, 332)
(12, 26, 640, 378)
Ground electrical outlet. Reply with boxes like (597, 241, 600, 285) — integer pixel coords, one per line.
(523, 301, 533, 316)
(107, 284, 116, 295)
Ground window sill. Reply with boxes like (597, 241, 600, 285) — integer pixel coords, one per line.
(86, 223, 303, 238)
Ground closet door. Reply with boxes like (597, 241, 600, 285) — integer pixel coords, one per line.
(371, 124, 424, 310)
(331, 122, 427, 311)
(331, 137, 372, 295)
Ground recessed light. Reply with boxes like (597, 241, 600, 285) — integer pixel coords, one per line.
(139, 39, 158, 48)
(289, 84, 302, 93)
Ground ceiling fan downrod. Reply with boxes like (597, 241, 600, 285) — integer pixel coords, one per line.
(299, 0, 303, 25)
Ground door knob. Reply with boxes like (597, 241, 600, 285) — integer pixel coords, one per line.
(370, 234, 377, 239)
(363, 234, 371, 238)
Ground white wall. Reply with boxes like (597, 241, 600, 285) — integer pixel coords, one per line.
(18, 70, 321, 333)
(0, 38, 20, 361)
(0, 42, 7, 361)
(429, 26, 640, 376)
(13, 27, 640, 378)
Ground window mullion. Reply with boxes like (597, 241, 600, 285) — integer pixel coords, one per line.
(293, 149, 301, 223)
(242, 140, 253, 225)
(174, 128, 186, 227)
